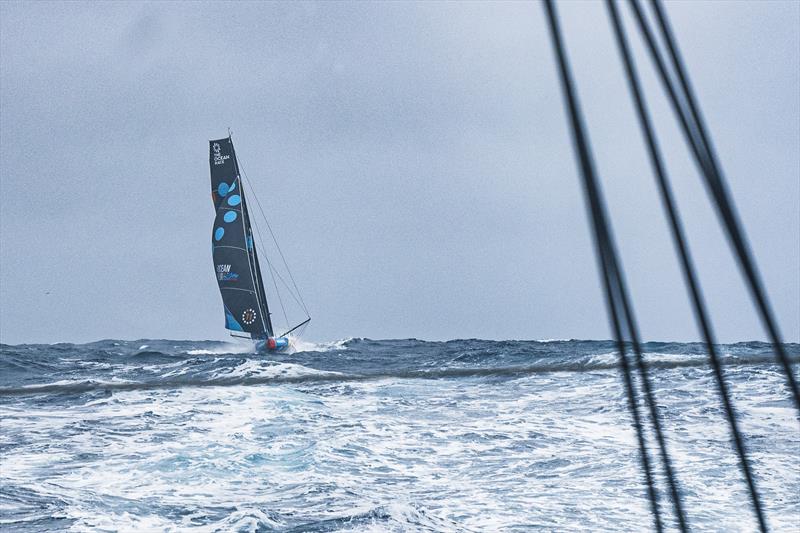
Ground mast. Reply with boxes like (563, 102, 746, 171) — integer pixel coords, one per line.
(232, 142, 274, 338)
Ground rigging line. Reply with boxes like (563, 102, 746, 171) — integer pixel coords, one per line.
(268, 254, 308, 313)
(249, 201, 291, 331)
(600, 246, 666, 533)
(250, 180, 310, 317)
(241, 175, 308, 315)
(269, 263, 291, 332)
(602, 181, 688, 527)
(629, 2, 770, 530)
(649, 0, 800, 414)
(237, 158, 311, 317)
(232, 147, 290, 330)
(263, 235, 291, 331)
(543, 3, 663, 530)
(267, 253, 291, 331)
(636, 0, 799, 413)
(608, 1, 719, 528)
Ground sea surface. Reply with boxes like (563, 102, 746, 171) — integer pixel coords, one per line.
(0, 338, 798, 532)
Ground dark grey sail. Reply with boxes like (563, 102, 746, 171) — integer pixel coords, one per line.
(209, 137, 274, 338)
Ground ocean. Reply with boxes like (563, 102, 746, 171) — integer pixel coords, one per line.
(0, 338, 797, 532)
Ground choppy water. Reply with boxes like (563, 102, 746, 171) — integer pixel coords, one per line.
(0, 338, 797, 532)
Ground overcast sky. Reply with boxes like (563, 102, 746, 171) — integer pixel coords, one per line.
(1, 1, 798, 345)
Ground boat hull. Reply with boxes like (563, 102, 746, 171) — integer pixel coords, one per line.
(255, 337, 290, 352)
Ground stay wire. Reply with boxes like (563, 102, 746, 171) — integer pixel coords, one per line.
(231, 145, 291, 330)
(237, 159, 310, 319)
(602, 254, 665, 533)
(610, 0, 746, 529)
(603, 143, 688, 529)
(633, 0, 799, 414)
(649, 0, 800, 414)
(604, 8, 695, 531)
(629, 1, 770, 530)
(247, 192, 291, 331)
(543, 2, 663, 530)
(238, 175, 305, 310)
(268, 256, 308, 314)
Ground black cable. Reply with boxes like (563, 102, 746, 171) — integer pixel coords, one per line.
(607, 0, 776, 525)
(542, 2, 663, 529)
(628, 1, 772, 530)
(238, 157, 311, 318)
(604, 5, 691, 530)
(242, 176, 292, 330)
(653, 0, 800, 411)
(628, 0, 799, 414)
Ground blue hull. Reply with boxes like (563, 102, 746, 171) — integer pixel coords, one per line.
(255, 337, 290, 352)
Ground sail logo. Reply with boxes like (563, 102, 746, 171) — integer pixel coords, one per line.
(242, 308, 257, 325)
(212, 142, 230, 166)
(216, 264, 239, 282)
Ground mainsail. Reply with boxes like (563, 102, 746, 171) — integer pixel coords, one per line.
(209, 137, 273, 338)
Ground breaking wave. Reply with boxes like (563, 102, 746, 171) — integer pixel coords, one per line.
(1, 338, 798, 531)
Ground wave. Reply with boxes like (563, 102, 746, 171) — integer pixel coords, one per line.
(186, 340, 256, 356)
(182, 336, 351, 356)
(2, 338, 798, 531)
(0, 352, 794, 398)
(289, 336, 351, 354)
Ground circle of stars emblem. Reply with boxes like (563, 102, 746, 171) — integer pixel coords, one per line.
(242, 308, 257, 325)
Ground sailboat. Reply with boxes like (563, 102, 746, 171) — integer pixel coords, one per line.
(209, 135, 310, 352)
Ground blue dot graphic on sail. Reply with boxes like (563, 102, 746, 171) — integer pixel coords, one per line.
(214, 227, 225, 241)
(223, 211, 237, 223)
(227, 194, 241, 207)
(218, 181, 236, 197)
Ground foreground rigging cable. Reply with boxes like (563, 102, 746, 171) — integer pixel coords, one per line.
(542, 0, 798, 530)
(542, 2, 669, 530)
(633, 0, 799, 413)
(610, 2, 769, 531)
(606, 2, 773, 531)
